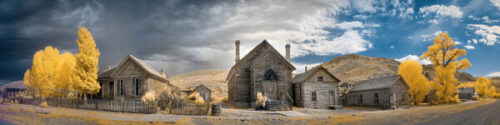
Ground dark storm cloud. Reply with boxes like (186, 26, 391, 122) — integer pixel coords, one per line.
(0, 0, 240, 83)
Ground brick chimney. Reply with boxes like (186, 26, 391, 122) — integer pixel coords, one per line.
(235, 40, 240, 63)
(285, 44, 290, 62)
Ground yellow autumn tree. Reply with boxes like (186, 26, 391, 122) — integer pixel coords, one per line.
(420, 33, 471, 104)
(398, 60, 431, 104)
(475, 77, 494, 98)
(53, 52, 77, 98)
(23, 69, 35, 98)
(74, 27, 101, 98)
(26, 46, 61, 98)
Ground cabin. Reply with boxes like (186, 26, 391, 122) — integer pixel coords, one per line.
(226, 40, 296, 109)
(97, 55, 175, 100)
(347, 75, 410, 109)
(182, 85, 212, 103)
(293, 66, 341, 109)
(457, 87, 475, 100)
(0, 81, 26, 100)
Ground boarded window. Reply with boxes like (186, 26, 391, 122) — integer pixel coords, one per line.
(312, 92, 317, 101)
(318, 76, 324, 82)
(264, 69, 278, 81)
(374, 93, 379, 104)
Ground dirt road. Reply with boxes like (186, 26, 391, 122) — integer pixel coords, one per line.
(417, 100, 500, 125)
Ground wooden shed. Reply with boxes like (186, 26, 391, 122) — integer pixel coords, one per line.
(293, 66, 340, 109)
(347, 75, 410, 109)
(457, 87, 475, 100)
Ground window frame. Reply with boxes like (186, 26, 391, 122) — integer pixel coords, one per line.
(312, 91, 317, 102)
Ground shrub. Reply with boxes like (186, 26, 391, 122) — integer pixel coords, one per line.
(255, 92, 267, 107)
(472, 95, 480, 100)
(40, 101, 48, 108)
(187, 92, 205, 105)
(141, 91, 156, 104)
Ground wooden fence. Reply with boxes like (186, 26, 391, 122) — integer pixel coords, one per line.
(168, 98, 209, 115)
(46, 98, 157, 114)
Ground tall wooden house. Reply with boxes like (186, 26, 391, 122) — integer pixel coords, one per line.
(97, 55, 175, 100)
(226, 40, 296, 108)
(293, 66, 341, 109)
(347, 75, 410, 109)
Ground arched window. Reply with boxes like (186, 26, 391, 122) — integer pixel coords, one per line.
(264, 69, 278, 81)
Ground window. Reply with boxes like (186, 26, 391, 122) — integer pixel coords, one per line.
(119, 80, 124, 96)
(264, 69, 278, 81)
(318, 76, 324, 82)
(374, 93, 379, 104)
(359, 94, 363, 104)
(312, 92, 317, 101)
(135, 79, 140, 96)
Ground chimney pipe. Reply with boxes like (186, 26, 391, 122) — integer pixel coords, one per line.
(305, 66, 308, 72)
(235, 40, 240, 63)
(285, 44, 290, 62)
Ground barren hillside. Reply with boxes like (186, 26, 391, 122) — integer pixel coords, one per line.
(322, 54, 401, 83)
(322, 54, 476, 84)
(168, 70, 228, 97)
(491, 77, 500, 92)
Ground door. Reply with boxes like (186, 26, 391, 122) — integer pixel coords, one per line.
(329, 90, 335, 105)
(109, 81, 114, 99)
(262, 81, 278, 99)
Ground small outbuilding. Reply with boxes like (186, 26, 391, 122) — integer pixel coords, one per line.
(1, 81, 26, 99)
(183, 85, 212, 103)
(293, 66, 341, 109)
(347, 75, 410, 109)
(457, 87, 475, 100)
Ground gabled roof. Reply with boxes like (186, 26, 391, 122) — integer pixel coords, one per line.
(0, 81, 26, 90)
(98, 67, 116, 78)
(458, 87, 475, 93)
(226, 40, 296, 82)
(349, 75, 403, 92)
(292, 65, 340, 83)
(108, 55, 167, 82)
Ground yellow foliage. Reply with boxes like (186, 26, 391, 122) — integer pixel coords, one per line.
(255, 92, 267, 107)
(398, 60, 432, 104)
(141, 91, 156, 103)
(176, 117, 194, 125)
(25, 46, 61, 98)
(74, 27, 101, 96)
(40, 101, 48, 108)
(420, 33, 471, 104)
(54, 52, 77, 98)
(187, 92, 205, 105)
(475, 77, 496, 98)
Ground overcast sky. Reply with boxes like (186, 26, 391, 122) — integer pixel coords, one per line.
(1, 0, 500, 84)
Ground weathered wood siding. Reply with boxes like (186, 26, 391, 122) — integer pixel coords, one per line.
(347, 78, 410, 109)
(295, 68, 340, 108)
(390, 79, 411, 107)
(300, 82, 339, 108)
(98, 79, 114, 99)
(347, 89, 391, 109)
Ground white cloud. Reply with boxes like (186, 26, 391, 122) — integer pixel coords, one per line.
(487, 72, 500, 77)
(467, 24, 500, 45)
(390, 45, 395, 49)
(428, 19, 439, 24)
(334, 21, 364, 29)
(396, 55, 432, 65)
(464, 45, 475, 50)
(455, 41, 462, 45)
(491, 0, 500, 10)
(419, 5, 463, 18)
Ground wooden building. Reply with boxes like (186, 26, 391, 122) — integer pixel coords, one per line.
(347, 75, 410, 109)
(97, 55, 174, 100)
(293, 66, 340, 109)
(182, 85, 212, 103)
(457, 87, 475, 100)
(226, 40, 296, 108)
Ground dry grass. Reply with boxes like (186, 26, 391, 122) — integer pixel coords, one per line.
(168, 70, 228, 97)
